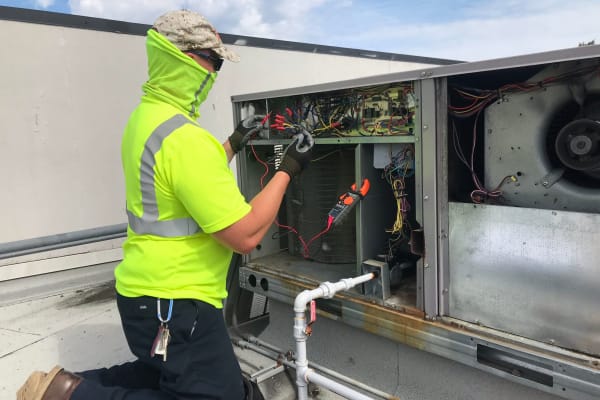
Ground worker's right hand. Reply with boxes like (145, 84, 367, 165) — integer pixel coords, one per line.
(229, 115, 267, 153)
(277, 128, 314, 178)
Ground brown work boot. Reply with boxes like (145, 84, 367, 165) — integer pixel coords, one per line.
(17, 366, 82, 400)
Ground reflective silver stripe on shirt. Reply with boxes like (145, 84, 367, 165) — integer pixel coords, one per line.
(189, 73, 212, 118)
(127, 114, 201, 237)
(127, 209, 200, 237)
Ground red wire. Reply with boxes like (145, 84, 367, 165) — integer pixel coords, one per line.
(448, 96, 480, 111)
(304, 216, 334, 258)
(275, 220, 310, 256)
(250, 143, 269, 188)
(249, 143, 330, 258)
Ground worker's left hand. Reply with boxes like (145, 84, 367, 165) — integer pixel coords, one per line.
(229, 115, 267, 153)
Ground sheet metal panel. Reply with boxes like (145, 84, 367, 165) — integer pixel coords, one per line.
(232, 45, 600, 103)
(420, 78, 439, 317)
(448, 202, 600, 356)
(239, 262, 600, 399)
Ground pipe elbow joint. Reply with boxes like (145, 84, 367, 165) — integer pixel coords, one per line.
(294, 290, 311, 312)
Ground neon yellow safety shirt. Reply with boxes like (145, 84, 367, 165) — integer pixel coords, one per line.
(114, 29, 251, 308)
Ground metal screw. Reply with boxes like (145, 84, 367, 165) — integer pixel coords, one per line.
(424, 263, 430, 268)
(542, 181, 549, 187)
(423, 124, 429, 130)
(443, 288, 449, 294)
(424, 195, 429, 200)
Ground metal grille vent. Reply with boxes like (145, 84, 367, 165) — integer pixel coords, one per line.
(285, 147, 356, 263)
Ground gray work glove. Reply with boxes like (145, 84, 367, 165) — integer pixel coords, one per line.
(229, 115, 267, 153)
(278, 128, 314, 178)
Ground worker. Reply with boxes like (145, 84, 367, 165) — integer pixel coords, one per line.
(17, 9, 312, 400)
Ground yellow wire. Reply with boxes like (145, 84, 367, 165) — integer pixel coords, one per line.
(386, 178, 406, 234)
(315, 103, 328, 132)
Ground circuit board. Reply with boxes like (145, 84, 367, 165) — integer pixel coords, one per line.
(246, 82, 417, 138)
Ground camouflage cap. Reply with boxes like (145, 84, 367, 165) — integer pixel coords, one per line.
(153, 10, 240, 62)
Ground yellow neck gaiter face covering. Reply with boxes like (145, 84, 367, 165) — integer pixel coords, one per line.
(142, 29, 216, 119)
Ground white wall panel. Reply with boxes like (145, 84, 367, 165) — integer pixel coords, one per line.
(1, 21, 145, 243)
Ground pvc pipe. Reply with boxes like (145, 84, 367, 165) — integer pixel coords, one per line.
(239, 336, 399, 399)
(295, 309, 310, 400)
(0, 223, 127, 260)
(234, 273, 382, 399)
(306, 370, 374, 400)
(293, 273, 375, 313)
(294, 273, 375, 400)
(308, 360, 396, 399)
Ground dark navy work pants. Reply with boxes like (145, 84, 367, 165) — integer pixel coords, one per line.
(71, 294, 245, 400)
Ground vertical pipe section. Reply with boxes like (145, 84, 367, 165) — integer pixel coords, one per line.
(294, 273, 375, 400)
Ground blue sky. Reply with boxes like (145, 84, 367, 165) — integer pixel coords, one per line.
(1, 0, 599, 61)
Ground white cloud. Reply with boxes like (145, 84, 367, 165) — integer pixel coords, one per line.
(66, 0, 599, 62)
(319, 0, 600, 61)
(69, 0, 182, 24)
(67, 0, 336, 38)
(35, 0, 55, 8)
(272, 0, 328, 16)
(182, 0, 241, 21)
(426, 2, 599, 61)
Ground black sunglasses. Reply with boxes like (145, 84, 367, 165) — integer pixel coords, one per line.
(188, 50, 224, 72)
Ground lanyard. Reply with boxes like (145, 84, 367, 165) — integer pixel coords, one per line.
(156, 298, 173, 324)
